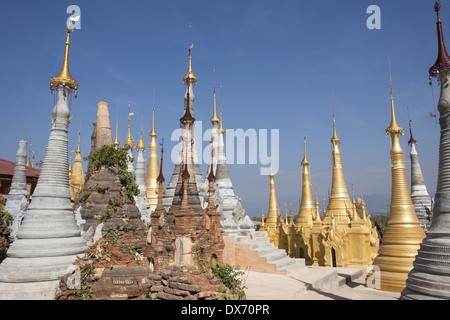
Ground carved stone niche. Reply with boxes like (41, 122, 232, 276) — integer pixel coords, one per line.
(92, 266, 151, 300)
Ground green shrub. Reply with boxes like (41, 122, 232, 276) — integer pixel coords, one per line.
(370, 215, 389, 237)
(79, 192, 91, 203)
(97, 186, 108, 194)
(85, 145, 139, 199)
(0, 208, 13, 226)
(99, 210, 110, 223)
(103, 226, 120, 246)
(74, 263, 95, 300)
(194, 245, 247, 300)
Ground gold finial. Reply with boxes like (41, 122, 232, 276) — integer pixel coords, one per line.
(183, 43, 197, 84)
(114, 107, 120, 148)
(125, 102, 135, 148)
(50, 26, 78, 90)
(386, 61, 404, 136)
(137, 127, 145, 150)
(331, 101, 340, 145)
(269, 159, 274, 177)
(218, 83, 226, 133)
(266, 160, 280, 227)
(301, 134, 309, 166)
(150, 91, 157, 138)
(219, 106, 226, 134)
(76, 130, 81, 154)
(211, 70, 220, 124)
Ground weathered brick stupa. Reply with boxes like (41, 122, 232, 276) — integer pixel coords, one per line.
(91, 100, 113, 154)
(4, 140, 29, 241)
(163, 46, 204, 208)
(58, 144, 151, 300)
(0, 27, 87, 300)
(76, 145, 147, 248)
(145, 92, 225, 274)
(401, 1, 450, 300)
(371, 63, 426, 294)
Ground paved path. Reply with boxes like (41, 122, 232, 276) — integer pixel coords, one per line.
(243, 266, 400, 300)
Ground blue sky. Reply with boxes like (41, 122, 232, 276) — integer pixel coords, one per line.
(0, 0, 445, 217)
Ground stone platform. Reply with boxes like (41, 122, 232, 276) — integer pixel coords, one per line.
(245, 267, 400, 300)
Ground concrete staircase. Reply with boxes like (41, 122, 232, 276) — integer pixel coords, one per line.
(224, 231, 305, 275)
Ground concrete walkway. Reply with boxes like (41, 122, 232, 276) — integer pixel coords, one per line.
(243, 266, 400, 300)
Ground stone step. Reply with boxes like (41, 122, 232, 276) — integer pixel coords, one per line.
(249, 240, 274, 251)
(0, 280, 61, 300)
(255, 231, 268, 238)
(253, 244, 277, 256)
(260, 249, 288, 263)
(240, 231, 306, 273)
(0, 255, 81, 282)
(7, 237, 87, 258)
(274, 257, 302, 270)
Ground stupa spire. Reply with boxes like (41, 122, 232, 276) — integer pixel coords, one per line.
(113, 108, 120, 148)
(429, 1, 450, 77)
(266, 161, 280, 227)
(136, 127, 145, 151)
(150, 105, 157, 138)
(386, 61, 404, 136)
(401, 4, 450, 299)
(70, 130, 85, 202)
(146, 103, 160, 210)
(183, 44, 197, 84)
(408, 120, 417, 146)
(50, 27, 78, 90)
(219, 106, 226, 134)
(326, 107, 352, 224)
(372, 62, 426, 294)
(124, 102, 135, 149)
(297, 135, 314, 228)
(211, 70, 220, 124)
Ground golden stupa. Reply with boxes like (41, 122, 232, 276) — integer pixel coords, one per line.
(371, 63, 426, 293)
(69, 131, 85, 203)
(146, 106, 160, 210)
(261, 114, 380, 269)
(259, 162, 282, 246)
(309, 112, 380, 269)
(296, 136, 314, 229)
